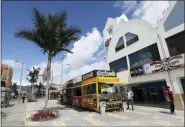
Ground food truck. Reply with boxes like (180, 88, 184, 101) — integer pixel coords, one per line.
(62, 70, 128, 113)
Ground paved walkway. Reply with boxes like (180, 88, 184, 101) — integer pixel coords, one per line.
(25, 99, 184, 126)
(1, 100, 25, 127)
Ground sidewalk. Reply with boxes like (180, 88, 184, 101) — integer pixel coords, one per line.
(2, 100, 25, 126)
(25, 100, 184, 126)
(25, 99, 61, 126)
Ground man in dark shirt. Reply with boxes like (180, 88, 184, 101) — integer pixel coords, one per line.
(165, 86, 175, 114)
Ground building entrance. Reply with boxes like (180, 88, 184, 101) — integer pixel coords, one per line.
(132, 81, 167, 106)
(181, 78, 185, 94)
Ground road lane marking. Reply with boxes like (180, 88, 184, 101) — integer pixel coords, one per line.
(83, 117, 105, 126)
(69, 109, 79, 114)
(125, 110, 147, 115)
(153, 121, 171, 126)
(174, 116, 184, 120)
(107, 113, 128, 120)
(61, 117, 71, 121)
(53, 121, 67, 126)
(139, 108, 161, 111)
(87, 114, 97, 117)
(130, 121, 141, 125)
(24, 102, 27, 127)
(152, 116, 159, 119)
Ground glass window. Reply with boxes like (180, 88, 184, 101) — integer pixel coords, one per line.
(166, 30, 185, 56)
(109, 56, 128, 72)
(115, 36, 125, 52)
(129, 43, 160, 69)
(83, 84, 96, 95)
(125, 32, 139, 46)
(108, 28, 112, 35)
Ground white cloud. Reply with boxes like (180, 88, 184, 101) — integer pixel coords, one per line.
(31, 27, 108, 85)
(2, 59, 22, 69)
(114, 1, 170, 27)
(63, 27, 103, 70)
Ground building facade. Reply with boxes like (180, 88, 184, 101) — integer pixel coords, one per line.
(103, 1, 184, 110)
(1, 64, 13, 88)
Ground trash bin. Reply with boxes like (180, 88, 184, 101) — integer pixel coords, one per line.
(100, 101, 106, 114)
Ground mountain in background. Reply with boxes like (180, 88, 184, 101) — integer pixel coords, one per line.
(16, 85, 31, 93)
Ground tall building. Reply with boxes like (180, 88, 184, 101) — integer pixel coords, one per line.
(1, 64, 13, 88)
(103, 1, 184, 110)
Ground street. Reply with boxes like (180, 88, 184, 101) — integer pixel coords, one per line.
(1, 100, 25, 126)
(25, 100, 184, 126)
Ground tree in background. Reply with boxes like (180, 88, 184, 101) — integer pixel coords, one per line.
(26, 66, 40, 96)
(15, 8, 82, 108)
(10, 83, 18, 98)
(38, 82, 44, 97)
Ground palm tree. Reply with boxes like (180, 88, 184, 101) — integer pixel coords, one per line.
(26, 66, 40, 96)
(15, 8, 82, 108)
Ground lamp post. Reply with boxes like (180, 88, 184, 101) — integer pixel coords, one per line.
(14, 60, 23, 103)
(61, 54, 71, 89)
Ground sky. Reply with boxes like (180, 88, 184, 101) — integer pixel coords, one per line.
(2, 1, 170, 86)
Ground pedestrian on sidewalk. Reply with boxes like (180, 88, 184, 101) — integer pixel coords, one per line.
(126, 87, 134, 111)
(22, 94, 25, 103)
(165, 86, 175, 114)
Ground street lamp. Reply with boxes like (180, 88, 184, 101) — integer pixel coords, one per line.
(14, 60, 23, 103)
(61, 54, 71, 88)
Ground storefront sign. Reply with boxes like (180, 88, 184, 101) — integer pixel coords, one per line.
(67, 80, 73, 84)
(95, 70, 116, 77)
(130, 54, 184, 77)
(73, 76, 82, 84)
(82, 71, 94, 80)
(168, 54, 184, 69)
(82, 70, 116, 81)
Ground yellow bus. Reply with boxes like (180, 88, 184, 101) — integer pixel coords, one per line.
(62, 70, 128, 113)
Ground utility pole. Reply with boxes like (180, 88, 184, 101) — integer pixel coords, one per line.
(14, 61, 23, 103)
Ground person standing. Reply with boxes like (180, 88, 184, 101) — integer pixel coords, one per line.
(165, 86, 175, 114)
(126, 88, 134, 111)
(22, 94, 25, 103)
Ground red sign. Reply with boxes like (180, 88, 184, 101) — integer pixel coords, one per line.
(73, 97, 82, 105)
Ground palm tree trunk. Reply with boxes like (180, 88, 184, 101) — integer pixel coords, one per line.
(31, 83, 33, 96)
(32, 82, 34, 97)
(44, 56, 52, 108)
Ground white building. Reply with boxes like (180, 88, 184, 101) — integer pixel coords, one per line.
(103, 1, 184, 110)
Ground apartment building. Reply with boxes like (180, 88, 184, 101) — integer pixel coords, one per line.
(1, 64, 13, 88)
(103, 1, 184, 110)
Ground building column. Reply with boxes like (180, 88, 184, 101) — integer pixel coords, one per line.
(173, 77, 184, 110)
(166, 74, 184, 110)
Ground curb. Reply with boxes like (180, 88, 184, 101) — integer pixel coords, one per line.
(24, 103, 27, 127)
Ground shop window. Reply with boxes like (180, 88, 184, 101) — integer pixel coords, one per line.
(83, 84, 96, 95)
(125, 32, 139, 46)
(166, 30, 185, 56)
(129, 43, 160, 69)
(109, 56, 128, 72)
(115, 36, 125, 52)
(74, 87, 82, 96)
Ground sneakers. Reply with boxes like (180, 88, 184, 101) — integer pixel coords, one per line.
(171, 112, 176, 115)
